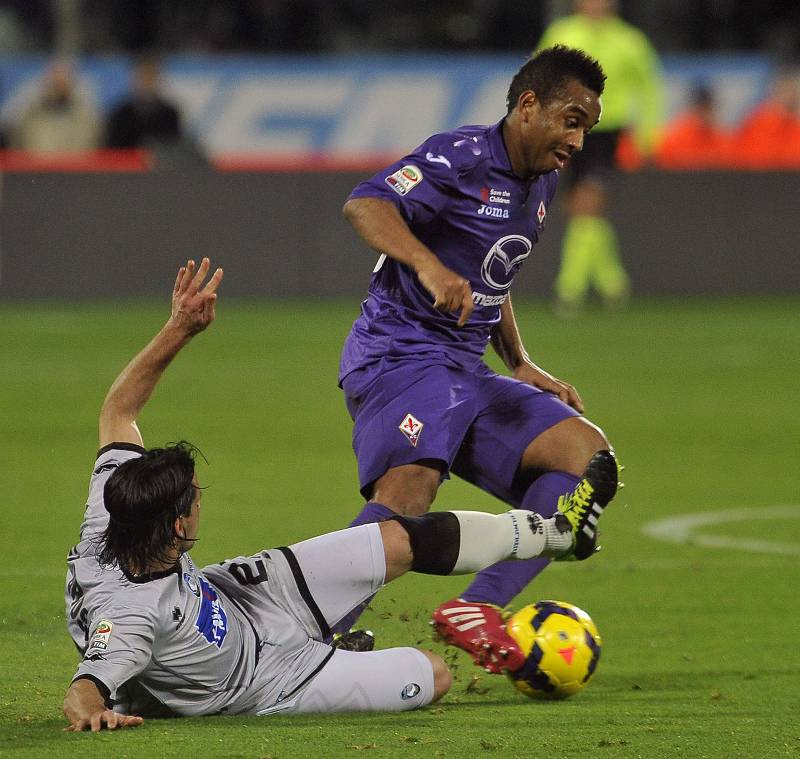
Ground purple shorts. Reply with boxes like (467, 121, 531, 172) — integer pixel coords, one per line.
(341, 358, 578, 503)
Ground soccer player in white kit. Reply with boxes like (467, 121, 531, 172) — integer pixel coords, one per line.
(63, 258, 608, 731)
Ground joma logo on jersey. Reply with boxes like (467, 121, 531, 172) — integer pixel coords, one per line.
(195, 576, 228, 648)
(399, 413, 424, 447)
(477, 205, 509, 219)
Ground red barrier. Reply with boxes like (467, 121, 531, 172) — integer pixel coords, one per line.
(0, 149, 152, 172)
(210, 152, 398, 173)
(0, 149, 389, 173)
(2, 147, 799, 174)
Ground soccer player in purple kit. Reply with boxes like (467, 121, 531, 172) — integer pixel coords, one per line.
(336, 46, 620, 674)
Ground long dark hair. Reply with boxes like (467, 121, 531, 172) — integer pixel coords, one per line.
(98, 442, 200, 574)
(506, 45, 606, 113)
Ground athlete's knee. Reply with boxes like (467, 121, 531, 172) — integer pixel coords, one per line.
(379, 519, 414, 582)
(579, 418, 611, 456)
(565, 419, 613, 475)
(419, 650, 451, 702)
(521, 416, 612, 477)
(371, 462, 442, 516)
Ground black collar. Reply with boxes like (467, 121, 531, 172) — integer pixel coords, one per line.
(122, 562, 181, 584)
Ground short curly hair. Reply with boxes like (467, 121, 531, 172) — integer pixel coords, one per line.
(506, 45, 606, 114)
(98, 442, 200, 574)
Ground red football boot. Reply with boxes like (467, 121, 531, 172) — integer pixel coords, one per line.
(431, 598, 525, 674)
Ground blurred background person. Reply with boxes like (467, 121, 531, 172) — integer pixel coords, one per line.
(731, 70, 800, 169)
(655, 83, 732, 170)
(536, 0, 664, 315)
(9, 58, 99, 153)
(105, 57, 181, 149)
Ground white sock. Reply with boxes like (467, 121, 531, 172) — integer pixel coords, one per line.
(541, 513, 575, 557)
(449, 510, 572, 574)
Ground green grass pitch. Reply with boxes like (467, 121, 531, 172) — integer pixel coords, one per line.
(1, 297, 798, 758)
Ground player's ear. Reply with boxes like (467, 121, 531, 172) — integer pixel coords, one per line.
(517, 91, 538, 121)
(174, 516, 186, 540)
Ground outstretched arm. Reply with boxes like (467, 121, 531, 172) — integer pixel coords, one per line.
(491, 294, 584, 412)
(98, 258, 223, 449)
(63, 678, 143, 733)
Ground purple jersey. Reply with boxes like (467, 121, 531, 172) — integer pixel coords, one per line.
(340, 120, 559, 383)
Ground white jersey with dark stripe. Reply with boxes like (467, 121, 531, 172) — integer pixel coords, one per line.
(64, 445, 330, 716)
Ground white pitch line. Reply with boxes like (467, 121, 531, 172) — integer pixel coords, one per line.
(642, 504, 800, 556)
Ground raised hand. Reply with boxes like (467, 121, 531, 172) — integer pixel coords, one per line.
(171, 258, 224, 336)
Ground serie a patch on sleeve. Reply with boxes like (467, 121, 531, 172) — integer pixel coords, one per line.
(385, 165, 423, 196)
(87, 619, 113, 653)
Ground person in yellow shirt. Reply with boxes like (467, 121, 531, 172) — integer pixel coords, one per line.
(537, 0, 664, 313)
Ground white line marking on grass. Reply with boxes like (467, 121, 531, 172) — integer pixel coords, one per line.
(642, 504, 800, 556)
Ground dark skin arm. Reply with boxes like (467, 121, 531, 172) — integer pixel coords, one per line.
(491, 294, 583, 412)
(345, 198, 582, 408)
(343, 197, 475, 326)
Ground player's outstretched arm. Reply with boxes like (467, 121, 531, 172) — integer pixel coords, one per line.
(98, 258, 224, 449)
(343, 197, 474, 326)
(63, 678, 143, 733)
(491, 294, 583, 412)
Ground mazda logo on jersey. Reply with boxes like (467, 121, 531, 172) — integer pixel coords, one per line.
(480, 234, 532, 291)
(195, 576, 228, 647)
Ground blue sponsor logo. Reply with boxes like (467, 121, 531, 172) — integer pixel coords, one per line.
(195, 576, 228, 648)
(183, 572, 200, 596)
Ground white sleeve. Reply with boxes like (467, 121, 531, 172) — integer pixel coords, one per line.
(72, 606, 156, 701)
(78, 443, 145, 543)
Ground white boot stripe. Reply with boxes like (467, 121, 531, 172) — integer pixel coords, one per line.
(447, 612, 486, 624)
(455, 619, 487, 632)
(441, 606, 483, 616)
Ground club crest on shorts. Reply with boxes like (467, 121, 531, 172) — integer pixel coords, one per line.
(399, 413, 424, 447)
(401, 682, 421, 700)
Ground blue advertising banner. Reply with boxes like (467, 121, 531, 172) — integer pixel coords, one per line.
(0, 53, 774, 160)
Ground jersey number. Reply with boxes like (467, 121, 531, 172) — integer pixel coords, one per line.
(228, 557, 268, 586)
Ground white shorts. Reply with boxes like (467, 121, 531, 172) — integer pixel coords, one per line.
(259, 646, 435, 715)
(205, 523, 436, 714)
